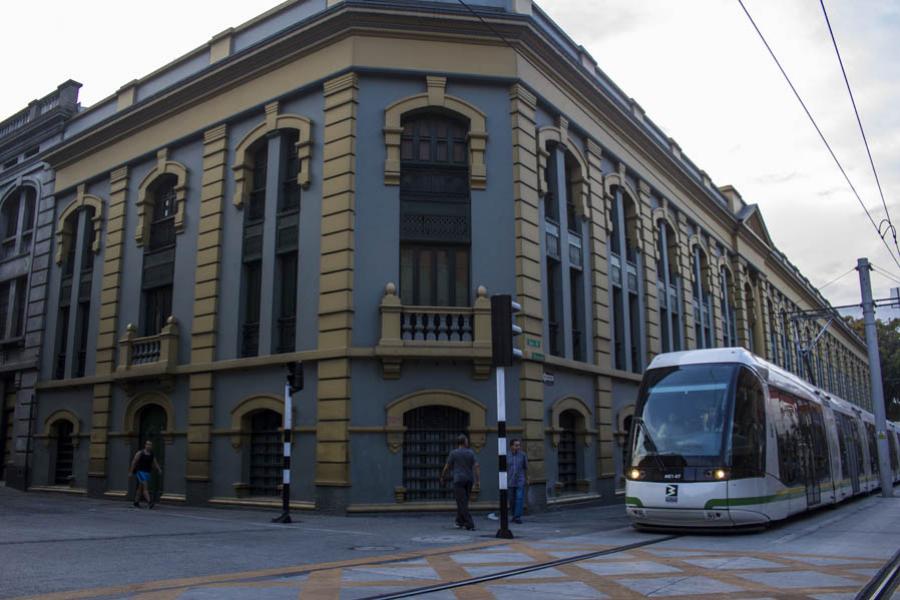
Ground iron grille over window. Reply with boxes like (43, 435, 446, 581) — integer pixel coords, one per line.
(249, 410, 282, 496)
(558, 410, 578, 491)
(53, 421, 74, 485)
(403, 405, 468, 501)
(400, 113, 470, 307)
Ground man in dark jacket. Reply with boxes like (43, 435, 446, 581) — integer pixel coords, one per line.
(440, 434, 480, 530)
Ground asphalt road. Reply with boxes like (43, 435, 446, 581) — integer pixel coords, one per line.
(0, 486, 630, 599)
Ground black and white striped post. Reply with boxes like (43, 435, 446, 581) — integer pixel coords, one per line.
(491, 295, 522, 540)
(495, 364, 513, 539)
(273, 362, 302, 524)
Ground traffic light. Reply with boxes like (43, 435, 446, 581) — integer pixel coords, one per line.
(286, 362, 304, 394)
(490, 294, 523, 367)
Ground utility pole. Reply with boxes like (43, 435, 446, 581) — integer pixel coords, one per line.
(857, 258, 894, 497)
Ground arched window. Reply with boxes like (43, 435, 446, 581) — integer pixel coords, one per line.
(52, 420, 75, 485)
(0, 186, 35, 260)
(720, 266, 737, 347)
(781, 309, 794, 373)
(241, 143, 267, 357)
(141, 176, 177, 336)
(398, 112, 470, 308)
(54, 206, 97, 378)
(402, 405, 469, 501)
(609, 186, 643, 373)
(692, 244, 713, 349)
(744, 282, 759, 353)
(767, 298, 779, 365)
(656, 220, 682, 353)
(249, 409, 282, 496)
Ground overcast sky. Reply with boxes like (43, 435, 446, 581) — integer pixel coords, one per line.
(3, 0, 898, 316)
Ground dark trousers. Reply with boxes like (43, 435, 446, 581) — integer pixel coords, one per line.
(453, 482, 474, 529)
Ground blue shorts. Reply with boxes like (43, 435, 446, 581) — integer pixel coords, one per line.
(136, 471, 151, 483)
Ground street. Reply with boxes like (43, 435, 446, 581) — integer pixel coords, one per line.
(1, 485, 898, 599)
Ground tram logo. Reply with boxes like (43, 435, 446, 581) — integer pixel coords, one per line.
(665, 484, 678, 502)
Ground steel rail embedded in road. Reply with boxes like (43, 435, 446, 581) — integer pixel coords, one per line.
(362, 534, 680, 599)
(855, 546, 900, 600)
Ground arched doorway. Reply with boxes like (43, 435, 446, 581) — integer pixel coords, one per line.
(137, 404, 167, 498)
(53, 421, 75, 485)
(557, 409, 580, 492)
(249, 409, 282, 497)
(403, 405, 469, 501)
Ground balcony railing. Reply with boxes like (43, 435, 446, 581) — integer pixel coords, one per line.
(375, 282, 492, 379)
(116, 317, 179, 377)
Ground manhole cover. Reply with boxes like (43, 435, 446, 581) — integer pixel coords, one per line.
(351, 546, 399, 551)
(411, 535, 469, 544)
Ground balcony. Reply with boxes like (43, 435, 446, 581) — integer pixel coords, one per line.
(116, 317, 179, 380)
(375, 282, 492, 379)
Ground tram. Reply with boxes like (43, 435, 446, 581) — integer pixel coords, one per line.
(625, 348, 900, 528)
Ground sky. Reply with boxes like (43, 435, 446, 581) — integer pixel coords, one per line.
(2, 0, 898, 318)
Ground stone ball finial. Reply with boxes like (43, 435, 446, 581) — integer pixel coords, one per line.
(476, 285, 487, 298)
(166, 316, 176, 324)
(126, 323, 136, 332)
(385, 282, 397, 295)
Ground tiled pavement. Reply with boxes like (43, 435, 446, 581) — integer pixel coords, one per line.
(22, 534, 886, 599)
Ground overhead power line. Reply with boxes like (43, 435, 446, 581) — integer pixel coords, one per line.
(870, 264, 900, 288)
(818, 267, 856, 291)
(735, 0, 900, 274)
(819, 0, 898, 260)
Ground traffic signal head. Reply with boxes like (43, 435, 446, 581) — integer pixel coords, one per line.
(286, 362, 304, 393)
(491, 294, 523, 367)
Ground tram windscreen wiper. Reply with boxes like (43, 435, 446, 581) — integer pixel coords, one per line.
(633, 417, 667, 472)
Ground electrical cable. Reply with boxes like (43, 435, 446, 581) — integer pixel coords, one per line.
(735, 0, 900, 274)
(818, 267, 856, 291)
(870, 264, 900, 287)
(819, 0, 897, 259)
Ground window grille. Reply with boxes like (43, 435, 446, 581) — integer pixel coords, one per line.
(403, 406, 468, 501)
(53, 421, 74, 485)
(249, 410, 282, 496)
(558, 410, 578, 491)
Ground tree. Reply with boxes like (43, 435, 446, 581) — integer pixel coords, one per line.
(844, 316, 900, 421)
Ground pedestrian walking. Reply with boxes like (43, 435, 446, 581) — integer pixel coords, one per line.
(507, 438, 528, 524)
(440, 434, 480, 530)
(129, 440, 163, 509)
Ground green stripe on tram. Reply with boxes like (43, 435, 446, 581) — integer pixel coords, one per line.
(704, 486, 806, 510)
(625, 496, 644, 507)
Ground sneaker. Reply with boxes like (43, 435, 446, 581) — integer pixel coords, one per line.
(512, 517, 523, 524)
(148, 501, 155, 509)
(133, 501, 141, 508)
(465, 525, 475, 531)
(454, 523, 463, 529)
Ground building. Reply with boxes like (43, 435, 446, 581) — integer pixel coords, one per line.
(26, 0, 869, 511)
(0, 81, 82, 489)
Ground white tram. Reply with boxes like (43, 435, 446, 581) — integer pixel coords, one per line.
(625, 348, 900, 528)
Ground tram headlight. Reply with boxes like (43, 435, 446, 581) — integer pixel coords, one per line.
(628, 468, 643, 480)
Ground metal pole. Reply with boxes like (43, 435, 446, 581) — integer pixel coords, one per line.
(857, 258, 894, 497)
(496, 365, 513, 539)
(272, 380, 294, 522)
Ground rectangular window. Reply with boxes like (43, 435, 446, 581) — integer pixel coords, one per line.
(399, 245, 468, 307)
(570, 269, 583, 362)
(75, 301, 90, 377)
(54, 306, 69, 379)
(11, 277, 26, 338)
(279, 131, 301, 213)
(0, 280, 9, 339)
(547, 259, 561, 356)
(628, 291, 641, 373)
(612, 287, 625, 371)
(142, 285, 172, 337)
(276, 252, 297, 354)
(242, 260, 262, 357)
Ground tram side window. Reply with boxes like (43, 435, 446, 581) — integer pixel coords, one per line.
(889, 433, 899, 472)
(772, 390, 801, 486)
(865, 423, 878, 476)
(731, 368, 766, 476)
(808, 405, 830, 483)
(835, 417, 849, 482)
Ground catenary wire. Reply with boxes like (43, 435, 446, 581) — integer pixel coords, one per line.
(819, 0, 897, 259)
(735, 0, 900, 274)
(818, 267, 856, 291)
(870, 264, 900, 287)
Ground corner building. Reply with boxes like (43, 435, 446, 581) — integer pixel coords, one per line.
(32, 0, 870, 511)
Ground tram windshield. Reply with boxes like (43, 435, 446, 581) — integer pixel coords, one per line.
(631, 364, 737, 468)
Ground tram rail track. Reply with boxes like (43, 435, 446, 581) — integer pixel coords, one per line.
(855, 546, 900, 600)
(363, 534, 680, 599)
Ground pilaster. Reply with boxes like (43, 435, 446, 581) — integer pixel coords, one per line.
(316, 73, 357, 494)
(637, 181, 660, 361)
(88, 166, 128, 494)
(509, 84, 546, 498)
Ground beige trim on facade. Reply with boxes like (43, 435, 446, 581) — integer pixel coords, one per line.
(229, 394, 283, 449)
(384, 389, 488, 453)
(54, 184, 104, 265)
(135, 148, 188, 246)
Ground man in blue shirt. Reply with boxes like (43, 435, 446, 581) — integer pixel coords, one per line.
(507, 438, 528, 523)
